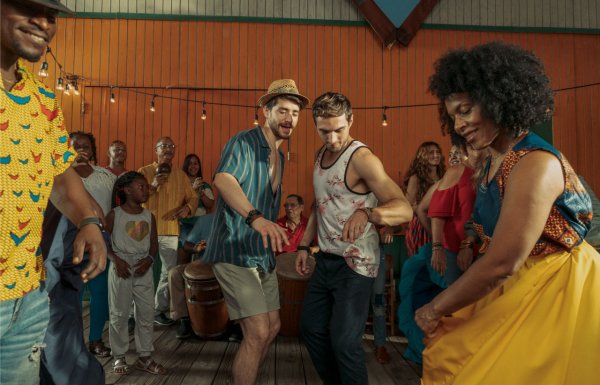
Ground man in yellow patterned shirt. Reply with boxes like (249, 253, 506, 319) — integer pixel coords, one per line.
(139, 136, 197, 325)
(1, 1, 108, 383)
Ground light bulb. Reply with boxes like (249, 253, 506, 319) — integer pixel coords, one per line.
(72, 82, 80, 96)
(381, 108, 389, 127)
(63, 83, 71, 96)
(56, 77, 64, 91)
(38, 62, 49, 77)
(38, 62, 49, 78)
(201, 109, 207, 120)
(253, 113, 259, 126)
(110, 93, 115, 103)
(150, 100, 155, 112)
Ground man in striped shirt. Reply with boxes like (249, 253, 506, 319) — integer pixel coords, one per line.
(203, 79, 309, 385)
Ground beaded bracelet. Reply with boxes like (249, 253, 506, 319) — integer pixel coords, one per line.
(432, 242, 443, 250)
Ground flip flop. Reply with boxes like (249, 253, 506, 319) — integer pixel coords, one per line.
(134, 358, 167, 375)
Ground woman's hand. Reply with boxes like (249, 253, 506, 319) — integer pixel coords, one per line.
(431, 246, 447, 275)
(379, 226, 394, 244)
(415, 302, 442, 337)
(192, 177, 203, 192)
(457, 247, 474, 271)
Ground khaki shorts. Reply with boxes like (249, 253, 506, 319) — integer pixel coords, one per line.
(212, 262, 280, 320)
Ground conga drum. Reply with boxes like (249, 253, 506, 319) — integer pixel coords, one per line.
(183, 260, 229, 338)
(276, 252, 315, 337)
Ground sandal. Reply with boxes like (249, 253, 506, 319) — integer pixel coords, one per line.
(113, 358, 130, 375)
(88, 340, 111, 357)
(134, 357, 167, 375)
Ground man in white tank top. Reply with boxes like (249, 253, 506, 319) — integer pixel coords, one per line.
(295, 92, 413, 385)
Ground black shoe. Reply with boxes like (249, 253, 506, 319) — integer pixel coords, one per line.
(128, 317, 136, 335)
(228, 323, 244, 343)
(176, 318, 192, 339)
(154, 313, 175, 326)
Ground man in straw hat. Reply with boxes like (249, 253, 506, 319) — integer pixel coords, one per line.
(1, 0, 108, 384)
(203, 79, 309, 385)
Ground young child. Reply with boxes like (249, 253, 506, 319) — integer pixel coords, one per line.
(105, 171, 167, 375)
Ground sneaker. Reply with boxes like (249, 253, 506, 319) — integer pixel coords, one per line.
(374, 346, 390, 364)
(128, 317, 136, 336)
(176, 318, 192, 339)
(153, 313, 175, 326)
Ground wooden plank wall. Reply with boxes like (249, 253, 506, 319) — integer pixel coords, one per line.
(63, 0, 364, 21)
(62, 0, 600, 29)
(427, 0, 600, 28)
(36, 20, 600, 213)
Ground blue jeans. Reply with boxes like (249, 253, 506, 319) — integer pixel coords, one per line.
(371, 247, 387, 347)
(0, 284, 50, 385)
(301, 252, 375, 385)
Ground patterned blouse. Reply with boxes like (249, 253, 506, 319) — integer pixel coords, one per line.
(473, 132, 592, 257)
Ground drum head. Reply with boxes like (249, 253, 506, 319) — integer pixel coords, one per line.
(184, 260, 215, 280)
(276, 252, 315, 280)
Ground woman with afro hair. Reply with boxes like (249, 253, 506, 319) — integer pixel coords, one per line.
(415, 41, 600, 385)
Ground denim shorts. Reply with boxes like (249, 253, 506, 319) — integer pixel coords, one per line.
(0, 284, 50, 385)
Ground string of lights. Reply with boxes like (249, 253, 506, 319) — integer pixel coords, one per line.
(38, 47, 82, 96)
(41, 48, 600, 127)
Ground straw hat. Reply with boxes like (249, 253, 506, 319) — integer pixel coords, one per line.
(257, 79, 310, 108)
(24, 0, 75, 15)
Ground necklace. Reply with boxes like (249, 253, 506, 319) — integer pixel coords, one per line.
(1, 66, 21, 90)
(489, 132, 527, 163)
(484, 132, 527, 184)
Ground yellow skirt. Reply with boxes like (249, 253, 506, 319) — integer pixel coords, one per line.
(422, 241, 600, 385)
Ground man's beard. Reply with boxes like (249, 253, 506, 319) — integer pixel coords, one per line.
(15, 44, 44, 62)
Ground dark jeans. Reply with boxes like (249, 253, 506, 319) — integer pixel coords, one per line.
(40, 216, 104, 385)
(41, 264, 104, 385)
(300, 252, 375, 385)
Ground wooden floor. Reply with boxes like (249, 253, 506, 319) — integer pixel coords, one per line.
(83, 303, 421, 385)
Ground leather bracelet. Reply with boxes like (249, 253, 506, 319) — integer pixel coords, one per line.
(245, 209, 263, 226)
(297, 245, 311, 253)
(78, 216, 104, 232)
(432, 242, 443, 250)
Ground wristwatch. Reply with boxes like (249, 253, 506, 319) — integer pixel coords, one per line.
(78, 216, 104, 232)
(245, 209, 263, 226)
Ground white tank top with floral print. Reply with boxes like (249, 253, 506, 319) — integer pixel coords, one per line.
(313, 141, 380, 278)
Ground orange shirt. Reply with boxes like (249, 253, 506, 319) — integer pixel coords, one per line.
(138, 162, 197, 236)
